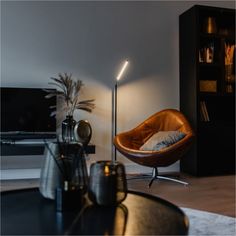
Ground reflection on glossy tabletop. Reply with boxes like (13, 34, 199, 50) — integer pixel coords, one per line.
(124, 193, 188, 235)
(67, 204, 128, 235)
(1, 188, 188, 235)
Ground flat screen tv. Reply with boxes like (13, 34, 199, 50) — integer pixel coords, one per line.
(0, 87, 56, 140)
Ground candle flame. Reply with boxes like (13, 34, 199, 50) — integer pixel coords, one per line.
(104, 165, 110, 176)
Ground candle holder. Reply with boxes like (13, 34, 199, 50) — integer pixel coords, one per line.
(88, 161, 127, 206)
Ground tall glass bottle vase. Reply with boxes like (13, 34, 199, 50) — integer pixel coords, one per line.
(62, 115, 77, 143)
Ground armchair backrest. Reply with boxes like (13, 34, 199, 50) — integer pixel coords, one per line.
(116, 109, 194, 150)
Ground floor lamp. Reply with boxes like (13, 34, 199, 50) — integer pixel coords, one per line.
(112, 60, 129, 163)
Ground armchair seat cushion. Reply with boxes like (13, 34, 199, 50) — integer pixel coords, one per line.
(140, 131, 186, 151)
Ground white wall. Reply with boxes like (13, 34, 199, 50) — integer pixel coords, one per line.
(1, 1, 234, 178)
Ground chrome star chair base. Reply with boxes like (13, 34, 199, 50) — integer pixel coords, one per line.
(126, 168, 188, 188)
(148, 167, 189, 188)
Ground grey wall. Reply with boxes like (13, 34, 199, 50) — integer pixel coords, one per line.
(1, 1, 235, 175)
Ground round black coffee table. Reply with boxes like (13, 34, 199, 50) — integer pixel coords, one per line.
(1, 188, 188, 235)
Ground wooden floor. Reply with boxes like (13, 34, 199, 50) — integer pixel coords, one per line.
(127, 173, 235, 217)
(1, 174, 235, 217)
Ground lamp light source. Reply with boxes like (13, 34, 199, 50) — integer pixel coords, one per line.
(116, 60, 129, 81)
(112, 60, 129, 163)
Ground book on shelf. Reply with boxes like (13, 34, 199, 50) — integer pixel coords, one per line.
(200, 101, 210, 122)
(200, 101, 206, 121)
(203, 101, 210, 121)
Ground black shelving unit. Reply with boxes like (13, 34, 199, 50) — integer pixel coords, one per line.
(179, 5, 235, 176)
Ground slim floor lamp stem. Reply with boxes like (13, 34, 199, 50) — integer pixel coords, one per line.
(112, 59, 128, 163)
(112, 83, 118, 163)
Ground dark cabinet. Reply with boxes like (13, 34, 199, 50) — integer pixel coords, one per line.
(179, 5, 235, 176)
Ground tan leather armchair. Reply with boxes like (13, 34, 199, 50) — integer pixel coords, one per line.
(114, 109, 194, 187)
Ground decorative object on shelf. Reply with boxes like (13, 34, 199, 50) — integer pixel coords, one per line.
(39, 141, 88, 205)
(199, 80, 217, 92)
(112, 60, 129, 162)
(225, 43, 235, 66)
(219, 28, 234, 36)
(45, 73, 95, 142)
(74, 120, 92, 145)
(203, 17, 217, 34)
(88, 161, 127, 206)
(199, 42, 214, 63)
(225, 63, 234, 82)
(62, 115, 77, 143)
(225, 83, 233, 93)
(224, 43, 235, 93)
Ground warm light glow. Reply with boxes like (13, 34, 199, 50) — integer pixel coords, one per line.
(104, 165, 110, 176)
(116, 60, 129, 81)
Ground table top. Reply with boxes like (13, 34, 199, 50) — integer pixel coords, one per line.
(1, 188, 188, 235)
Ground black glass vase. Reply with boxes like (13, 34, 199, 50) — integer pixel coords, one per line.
(62, 115, 77, 143)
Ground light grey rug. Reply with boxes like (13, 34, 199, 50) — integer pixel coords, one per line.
(181, 207, 236, 236)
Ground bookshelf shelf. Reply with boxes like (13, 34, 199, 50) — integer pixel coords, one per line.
(179, 5, 235, 176)
(199, 62, 220, 67)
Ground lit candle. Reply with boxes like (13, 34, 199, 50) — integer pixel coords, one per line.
(101, 164, 116, 205)
(104, 165, 110, 176)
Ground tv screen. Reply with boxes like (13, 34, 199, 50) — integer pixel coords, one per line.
(0, 87, 56, 139)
